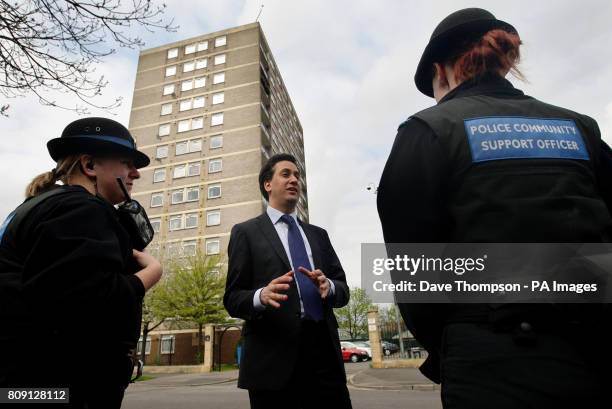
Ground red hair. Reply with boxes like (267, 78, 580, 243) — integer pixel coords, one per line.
(448, 29, 524, 83)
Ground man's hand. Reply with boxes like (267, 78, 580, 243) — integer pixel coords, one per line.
(260, 271, 294, 308)
(298, 267, 330, 299)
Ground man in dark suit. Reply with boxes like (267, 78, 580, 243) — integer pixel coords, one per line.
(224, 153, 352, 409)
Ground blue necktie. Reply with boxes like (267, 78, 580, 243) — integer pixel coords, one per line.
(280, 214, 323, 321)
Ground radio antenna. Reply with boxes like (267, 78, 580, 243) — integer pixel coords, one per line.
(256, 4, 264, 22)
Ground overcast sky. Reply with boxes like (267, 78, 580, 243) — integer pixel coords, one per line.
(1, 0, 611, 287)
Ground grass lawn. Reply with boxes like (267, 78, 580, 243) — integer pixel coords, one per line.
(219, 363, 239, 371)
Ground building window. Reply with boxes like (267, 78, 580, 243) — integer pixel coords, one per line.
(167, 48, 178, 59)
(213, 72, 225, 85)
(165, 66, 176, 77)
(150, 218, 161, 233)
(191, 117, 204, 130)
(189, 139, 202, 152)
(163, 84, 175, 95)
(197, 41, 208, 52)
(210, 135, 223, 149)
(160, 335, 175, 354)
(215, 36, 227, 47)
(151, 192, 163, 207)
(173, 164, 186, 179)
(185, 44, 196, 55)
(169, 215, 183, 231)
(208, 158, 222, 173)
(194, 77, 206, 88)
(181, 79, 193, 92)
(195, 58, 207, 70)
(153, 169, 166, 183)
(160, 103, 173, 116)
(211, 113, 224, 126)
(188, 162, 201, 176)
(183, 61, 195, 73)
(206, 238, 220, 255)
(166, 242, 180, 258)
(193, 96, 205, 109)
(214, 54, 226, 65)
(185, 213, 198, 229)
(175, 141, 188, 156)
(171, 189, 184, 204)
(183, 240, 197, 256)
(177, 119, 190, 133)
(206, 210, 220, 226)
(208, 184, 221, 199)
(179, 99, 192, 111)
(158, 124, 171, 137)
(137, 337, 152, 355)
(212, 92, 224, 105)
(156, 145, 168, 159)
(186, 187, 199, 202)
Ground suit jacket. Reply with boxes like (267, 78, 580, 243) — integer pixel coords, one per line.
(223, 212, 350, 390)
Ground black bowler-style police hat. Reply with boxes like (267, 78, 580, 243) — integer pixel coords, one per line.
(414, 8, 518, 98)
(47, 117, 150, 168)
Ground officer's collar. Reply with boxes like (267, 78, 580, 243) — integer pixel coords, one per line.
(437, 73, 524, 104)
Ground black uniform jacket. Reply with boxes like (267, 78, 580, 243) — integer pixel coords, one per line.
(0, 185, 144, 386)
(223, 213, 350, 391)
(377, 74, 612, 382)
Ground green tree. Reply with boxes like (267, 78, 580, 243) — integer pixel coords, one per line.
(378, 304, 400, 327)
(138, 287, 165, 364)
(335, 287, 374, 340)
(149, 253, 228, 363)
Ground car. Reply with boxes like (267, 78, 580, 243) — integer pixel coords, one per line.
(381, 341, 400, 356)
(340, 344, 369, 363)
(350, 341, 372, 359)
(340, 341, 370, 360)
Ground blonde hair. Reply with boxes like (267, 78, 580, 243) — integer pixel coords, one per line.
(25, 155, 84, 198)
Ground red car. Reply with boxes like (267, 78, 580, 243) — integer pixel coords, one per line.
(341, 345, 369, 363)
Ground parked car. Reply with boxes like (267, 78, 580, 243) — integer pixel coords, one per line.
(350, 341, 372, 359)
(381, 341, 400, 356)
(340, 343, 369, 363)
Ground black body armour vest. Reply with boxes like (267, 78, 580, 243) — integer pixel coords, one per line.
(412, 93, 612, 243)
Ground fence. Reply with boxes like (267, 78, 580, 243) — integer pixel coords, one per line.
(377, 318, 427, 360)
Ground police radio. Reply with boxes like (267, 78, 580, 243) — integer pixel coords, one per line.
(116, 178, 154, 251)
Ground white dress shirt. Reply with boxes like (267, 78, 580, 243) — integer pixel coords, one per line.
(253, 206, 335, 312)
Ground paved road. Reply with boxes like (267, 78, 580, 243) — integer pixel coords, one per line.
(123, 363, 443, 409)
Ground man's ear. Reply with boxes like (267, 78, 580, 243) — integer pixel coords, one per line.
(264, 180, 272, 195)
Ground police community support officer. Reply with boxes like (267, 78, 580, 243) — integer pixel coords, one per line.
(0, 118, 163, 408)
(377, 8, 612, 409)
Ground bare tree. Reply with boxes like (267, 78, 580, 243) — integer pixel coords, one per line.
(0, 0, 176, 116)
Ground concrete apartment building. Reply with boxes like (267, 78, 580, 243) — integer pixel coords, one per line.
(128, 22, 308, 263)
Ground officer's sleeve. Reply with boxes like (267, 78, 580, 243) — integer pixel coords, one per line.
(21, 196, 144, 331)
(377, 118, 450, 243)
(377, 118, 449, 384)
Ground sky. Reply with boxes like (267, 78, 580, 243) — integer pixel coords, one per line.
(1, 0, 612, 288)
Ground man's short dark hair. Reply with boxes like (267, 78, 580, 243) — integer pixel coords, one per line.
(259, 153, 298, 200)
